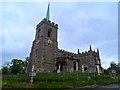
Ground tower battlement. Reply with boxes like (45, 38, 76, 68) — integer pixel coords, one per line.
(36, 18, 58, 29)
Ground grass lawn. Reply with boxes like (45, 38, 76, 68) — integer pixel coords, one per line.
(2, 72, 120, 88)
(0, 79, 2, 89)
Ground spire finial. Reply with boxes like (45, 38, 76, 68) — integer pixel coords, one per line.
(97, 48, 99, 53)
(78, 49, 80, 54)
(90, 45, 92, 51)
(97, 48, 100, 57)
(46, 3, 50, 21)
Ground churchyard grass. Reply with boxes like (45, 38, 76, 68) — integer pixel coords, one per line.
(2, 72, 120, 88)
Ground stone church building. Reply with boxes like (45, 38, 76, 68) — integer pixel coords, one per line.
(27, 4, 103, 74)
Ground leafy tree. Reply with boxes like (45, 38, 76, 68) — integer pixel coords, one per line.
(110, 61, 117, 70)
(10, 59, 23, 74)
(109, 61, 120, 75)
(2, 67, 10, 75)
(107, 67, 112, 75)
(104, 69, 109, 75)
(2, 62, 11, 75)
(2, 57, 28, 75)
(10, 58, 28, 74)
(22, 57, 29, 73)
(116, 62, 120, 75)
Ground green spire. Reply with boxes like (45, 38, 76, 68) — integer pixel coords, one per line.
(46, 3, 50, 21)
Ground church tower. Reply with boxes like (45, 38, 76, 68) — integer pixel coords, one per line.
(27, 3, 103, 74)
(28, 4, 58, 72)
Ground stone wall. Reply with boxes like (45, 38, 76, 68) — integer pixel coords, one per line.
(27, 18, 103, 74)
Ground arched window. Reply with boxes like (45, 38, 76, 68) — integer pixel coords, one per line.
(48, 29, 51, 37)
(73, 61, 76, 71)
(84, 66, 88, 71)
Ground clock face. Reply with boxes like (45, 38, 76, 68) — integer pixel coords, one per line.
(48, 39, 52, 45)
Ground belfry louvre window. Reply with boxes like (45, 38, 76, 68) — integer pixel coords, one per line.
(38, 29, 40, 38)
(48, 29, 51, 37)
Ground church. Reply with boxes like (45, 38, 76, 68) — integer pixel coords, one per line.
(27, 4, 103, 74)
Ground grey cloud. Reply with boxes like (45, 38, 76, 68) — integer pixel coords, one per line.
(2, 2, 118, 69)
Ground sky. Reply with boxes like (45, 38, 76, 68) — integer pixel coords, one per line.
(1, 2, 118, 69)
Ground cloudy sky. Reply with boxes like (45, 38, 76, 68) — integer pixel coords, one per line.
(2, 2, 118, 69)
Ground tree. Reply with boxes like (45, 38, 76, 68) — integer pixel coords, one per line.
(22, 57, 29, 73)
(109, 61, 120, 75)
(2, 57, 29, 75)
(110, 61, 117, 70)
(2, 62, 11, 75)
(2, 67, 10, 75)
(104, 69, 109, 75)
(116, 62, 120, 75)
(10, 59, 23, 74)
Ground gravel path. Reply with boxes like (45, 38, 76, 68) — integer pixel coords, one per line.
(64, 84, 120, 90)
